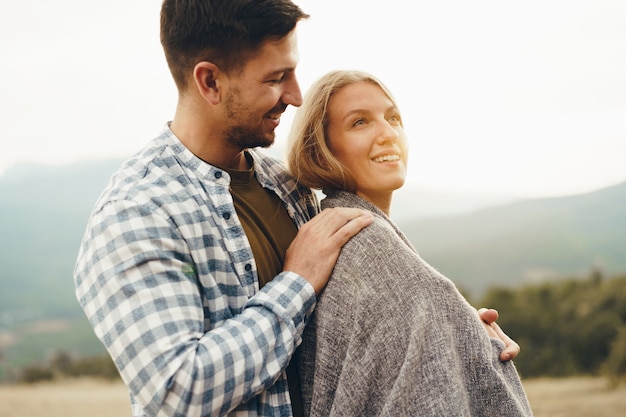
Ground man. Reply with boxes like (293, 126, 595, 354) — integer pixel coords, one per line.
(75, 1, 371, 415)
(74, 1, 517, 416)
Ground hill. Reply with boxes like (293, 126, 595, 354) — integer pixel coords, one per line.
(0, 160, 125, 375)
(399, 181, 626, 298)
(0, 160, 123, 321)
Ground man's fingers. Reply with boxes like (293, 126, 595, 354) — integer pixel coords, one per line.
(491, 321, 521, 361)
(477, 307, 520, 361)
(313, 208, 372, 235)
(478, 308, 499, 324)
(326, 208, 373, 243)
(298, 207, 373, 245)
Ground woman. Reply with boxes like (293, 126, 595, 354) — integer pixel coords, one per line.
(287, 70, 533, 416)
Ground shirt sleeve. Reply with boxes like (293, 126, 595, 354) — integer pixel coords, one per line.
(74, 198, 316, 416)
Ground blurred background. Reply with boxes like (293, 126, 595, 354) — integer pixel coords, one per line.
(1, 0, 625, 415)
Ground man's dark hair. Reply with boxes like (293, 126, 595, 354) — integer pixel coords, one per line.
(160, 0, 309, 91)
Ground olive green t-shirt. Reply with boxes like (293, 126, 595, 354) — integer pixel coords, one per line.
(223, 154, 303, 416)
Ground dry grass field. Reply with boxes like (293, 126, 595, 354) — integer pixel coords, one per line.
(523, 376, 626, 417)
(0, 376, 625, 416)
(0, 378, 130, 417)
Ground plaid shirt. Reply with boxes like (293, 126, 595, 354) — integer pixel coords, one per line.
(74, 125, 319, 416)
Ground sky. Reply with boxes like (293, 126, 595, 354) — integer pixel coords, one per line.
(1, 0, 625, 199)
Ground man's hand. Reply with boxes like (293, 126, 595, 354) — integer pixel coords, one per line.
(284, 207, 373, 295)
(478, 308, 520, 362)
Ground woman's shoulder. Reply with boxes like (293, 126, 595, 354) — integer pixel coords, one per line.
(322, 191, 413, 248)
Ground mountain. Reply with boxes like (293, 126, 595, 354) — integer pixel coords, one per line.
(390, 185, 516, 222)
(398, 181, 626, 298)
(0, 160, 123, 321)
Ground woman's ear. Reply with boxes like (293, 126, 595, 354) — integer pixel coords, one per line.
(193, 62, 222, 105)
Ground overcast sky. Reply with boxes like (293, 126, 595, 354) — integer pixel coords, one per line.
(1, 0, 625, 198)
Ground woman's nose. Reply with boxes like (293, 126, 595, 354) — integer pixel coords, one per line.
(377, 120, 400, 143)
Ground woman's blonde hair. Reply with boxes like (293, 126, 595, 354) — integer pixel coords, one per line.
(287, 69, 400, 193)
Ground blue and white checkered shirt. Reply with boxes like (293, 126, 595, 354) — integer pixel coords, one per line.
(74, 125, 319, 416)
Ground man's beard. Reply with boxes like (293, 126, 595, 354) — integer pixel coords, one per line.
(224, 86, 275, 149)
(225, 125, 274, 150)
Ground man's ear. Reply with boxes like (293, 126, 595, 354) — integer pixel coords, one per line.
(193, 62, 222, 105)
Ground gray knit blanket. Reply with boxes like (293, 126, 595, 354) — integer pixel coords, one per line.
(297, 191, 533, 417)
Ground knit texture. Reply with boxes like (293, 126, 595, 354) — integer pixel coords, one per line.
(298, 191, 533, 417)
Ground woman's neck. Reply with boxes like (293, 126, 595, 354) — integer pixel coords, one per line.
(355, 190, 392, 216)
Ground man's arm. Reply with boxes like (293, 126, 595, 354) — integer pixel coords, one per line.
(75, 202, 371, 416)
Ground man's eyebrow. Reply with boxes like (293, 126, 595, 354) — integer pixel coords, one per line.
(267, 67, 295, 76)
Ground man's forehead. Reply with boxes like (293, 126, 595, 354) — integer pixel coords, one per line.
(243, 33, 299, 73)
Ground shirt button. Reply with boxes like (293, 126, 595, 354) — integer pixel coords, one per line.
(223, 212, 231, 220)
(245, 264, 252, 272)
(214, 171, 222, 179)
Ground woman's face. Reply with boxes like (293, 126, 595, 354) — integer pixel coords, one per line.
(326, 81, 408, 208)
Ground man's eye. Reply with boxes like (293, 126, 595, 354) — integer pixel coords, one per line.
(268, 74, 286, 84)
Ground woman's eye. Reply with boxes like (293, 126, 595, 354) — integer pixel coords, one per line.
(389, 114, 402, 124)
